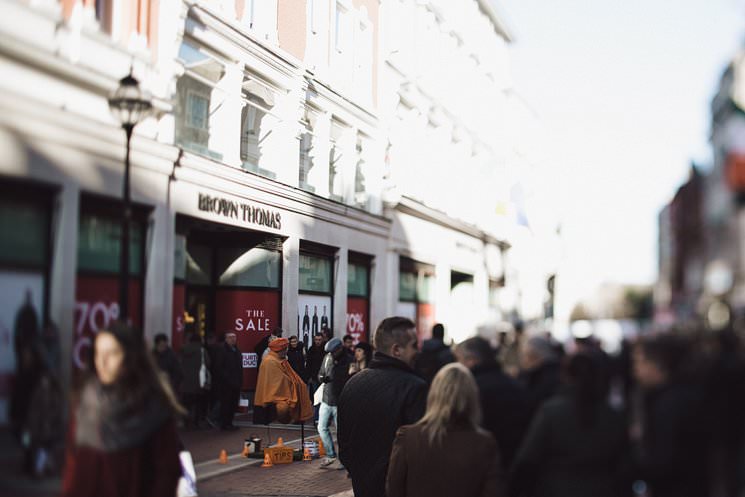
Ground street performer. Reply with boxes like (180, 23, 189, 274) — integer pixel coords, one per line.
(254, 337, 313, 424)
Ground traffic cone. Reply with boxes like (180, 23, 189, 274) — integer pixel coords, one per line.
(218, 450, 228, 464)
(317, 438, 326, 456)
(276, 437, 284, 446)
(303, 448, 312, 462)
(242, 444, 249, 458)
(261, 451, 273, 468)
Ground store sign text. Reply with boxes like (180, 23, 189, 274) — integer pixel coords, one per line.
(198, 193, 282, 230)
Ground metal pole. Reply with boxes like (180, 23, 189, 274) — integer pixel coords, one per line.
(119, 124, 133, 323)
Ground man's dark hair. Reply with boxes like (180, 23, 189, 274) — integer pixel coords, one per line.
(456, 336, 495, 365)
(373, 317, 416, 354)
(154, 333, 168, 345)
(431, 323, 445, 340)
(272, 327, 284, 337)
(343, 334, 354, 342)
(637, 334, 690, 380)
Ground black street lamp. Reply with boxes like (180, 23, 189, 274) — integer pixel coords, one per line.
(108, 72, 152, 322)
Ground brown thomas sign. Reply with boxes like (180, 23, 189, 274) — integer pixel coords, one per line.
(198, 193, 282, 230)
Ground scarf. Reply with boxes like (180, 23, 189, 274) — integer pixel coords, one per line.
(75, 378, 170, 452)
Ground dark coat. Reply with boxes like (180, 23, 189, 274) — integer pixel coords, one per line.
(306, 344, 325, 381)
(415, 338, 455, 383)
(511, 392, 629, 497)
(386, 424, 507, 497)
(338, 352, 428, 497)
(214, 342, 243, 391)
(637, 383, 708, 497)
(154, 347, 183, 392)
(61, 417, 182, 497)
(471, 361, 530, 469)
(180, 341, 208, 395)
(287, 345, 307, 381)
(520, 361, 561, 418)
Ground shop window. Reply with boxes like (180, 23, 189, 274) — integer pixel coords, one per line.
(77, 214, 143, 275)
(347, 255, 371, 344)
(299, 246, 336, 346)
(398, 257, 435, 342)
(217, 247, 280, 288)
(240, 78, 276, 179)
(0, 199, 48, 267)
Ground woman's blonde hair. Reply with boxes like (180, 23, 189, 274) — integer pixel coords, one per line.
(415, 362, 482, 445)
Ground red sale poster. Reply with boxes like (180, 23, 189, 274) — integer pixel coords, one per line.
(416, 303, 435, 344)
(171, 283, 186, 352)
(214, 289, 280, 390)
(73, 275, 142, 371)
(346, 297, 369, 344)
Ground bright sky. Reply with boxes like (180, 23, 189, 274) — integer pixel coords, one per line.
(499, 0, 745, 308)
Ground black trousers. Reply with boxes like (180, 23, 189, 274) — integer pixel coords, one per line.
(219, 387, 240, 428)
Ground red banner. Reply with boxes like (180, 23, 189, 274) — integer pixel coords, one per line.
(346, 297, 369, 345)
(214, 289, 280, 390)
(171, 283, 186, 352)
(73, 275, 142, 371)
(416, 303, 435, 344)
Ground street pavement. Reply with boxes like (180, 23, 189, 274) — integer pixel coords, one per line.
(185, 419, 354, 497)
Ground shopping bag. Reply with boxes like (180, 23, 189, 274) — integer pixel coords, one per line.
(177, 450, 198, 497)
(199, 348, 211, 390)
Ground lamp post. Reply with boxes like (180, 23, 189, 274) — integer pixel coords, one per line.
(108, 72, 152, 322)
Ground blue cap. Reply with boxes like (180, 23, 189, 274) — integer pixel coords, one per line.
(324, 337, 342, 352)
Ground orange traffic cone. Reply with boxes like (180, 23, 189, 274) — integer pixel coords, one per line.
(242, 444, 250, 458)
(218, 450, 228, 464)
(261, 451, 273, 468)
(276, 437, 284, 446)
(303, 448, 312, 462)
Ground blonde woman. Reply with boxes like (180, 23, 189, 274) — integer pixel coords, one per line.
(386, 363, 507, 497)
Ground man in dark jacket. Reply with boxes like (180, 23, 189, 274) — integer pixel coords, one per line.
(306, 333, 326, 423)
(338, 317, 427, 497)
(455, 336, 529, 470)
(519, 335, 561, 419)
(153, 333, 183, 393)
(415, 323, 454, 383)
(286, 335, 307, 380)
(214, 332, 243, 430)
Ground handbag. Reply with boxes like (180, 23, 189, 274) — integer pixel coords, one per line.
(177, 450, 198, 497)
(199, 348, 211, 391)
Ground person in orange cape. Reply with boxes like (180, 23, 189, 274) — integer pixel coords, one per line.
(254, 337, 313, 423)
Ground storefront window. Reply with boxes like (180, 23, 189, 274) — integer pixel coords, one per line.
(77, 214, 143, 275)
(347, 257, 370, 344)
(299, 254, 332, 293)
(217, 247, 280, 288)
(399, 271, 417, 301)
(347, 262, 369, 297)
(0, 200, 47, 266)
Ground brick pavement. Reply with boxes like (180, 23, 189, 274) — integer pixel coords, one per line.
(197, 455, 353, 497)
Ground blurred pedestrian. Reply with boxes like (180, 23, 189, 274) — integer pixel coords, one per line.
(386, 363, 506, 497)
(338, 317, 427, 497)
(317, 337, 351, 468)
(179, 332, 210, 429)
(153, 333, 183, 394)
(348, 341, 372, 376)
(343, 334, 355, 360)
(254, 338, 313, 424)
(500, 322, 525, 378)
(519, 336, 561, 418)
(511, 353, 629, 497)
(306, 333, 326, 424)
(213, 332, 242, 431)
(61, 322, 183, 497)
(415, 323, 455, 383)
(455, 336, 529, 470)
(632, 334, 708, 497)
(287, 335, 307, 380)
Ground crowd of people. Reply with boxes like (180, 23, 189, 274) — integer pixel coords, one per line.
(8, 301, 745, 497)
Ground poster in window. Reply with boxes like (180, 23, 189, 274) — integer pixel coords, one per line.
(416, 303, 435, 344)
(346, 297, 368, 345)
(297, 294, 332, 347)
(0, 270, 44, 424)
(73, 275, 142, 371)
(214, 289, 280, 390)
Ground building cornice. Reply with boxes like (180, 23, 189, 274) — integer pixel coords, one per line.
(394, 196, 509, 250)
(476, 0, 515, 43)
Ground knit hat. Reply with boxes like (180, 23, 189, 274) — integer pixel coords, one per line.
(269, 337, 289, 352)
(324, 337, 342, 353)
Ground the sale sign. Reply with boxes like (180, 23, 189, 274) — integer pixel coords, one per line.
(346, 297, 368, 345)
(73, 275, 142, 370)
(214, 289, 279, 390)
